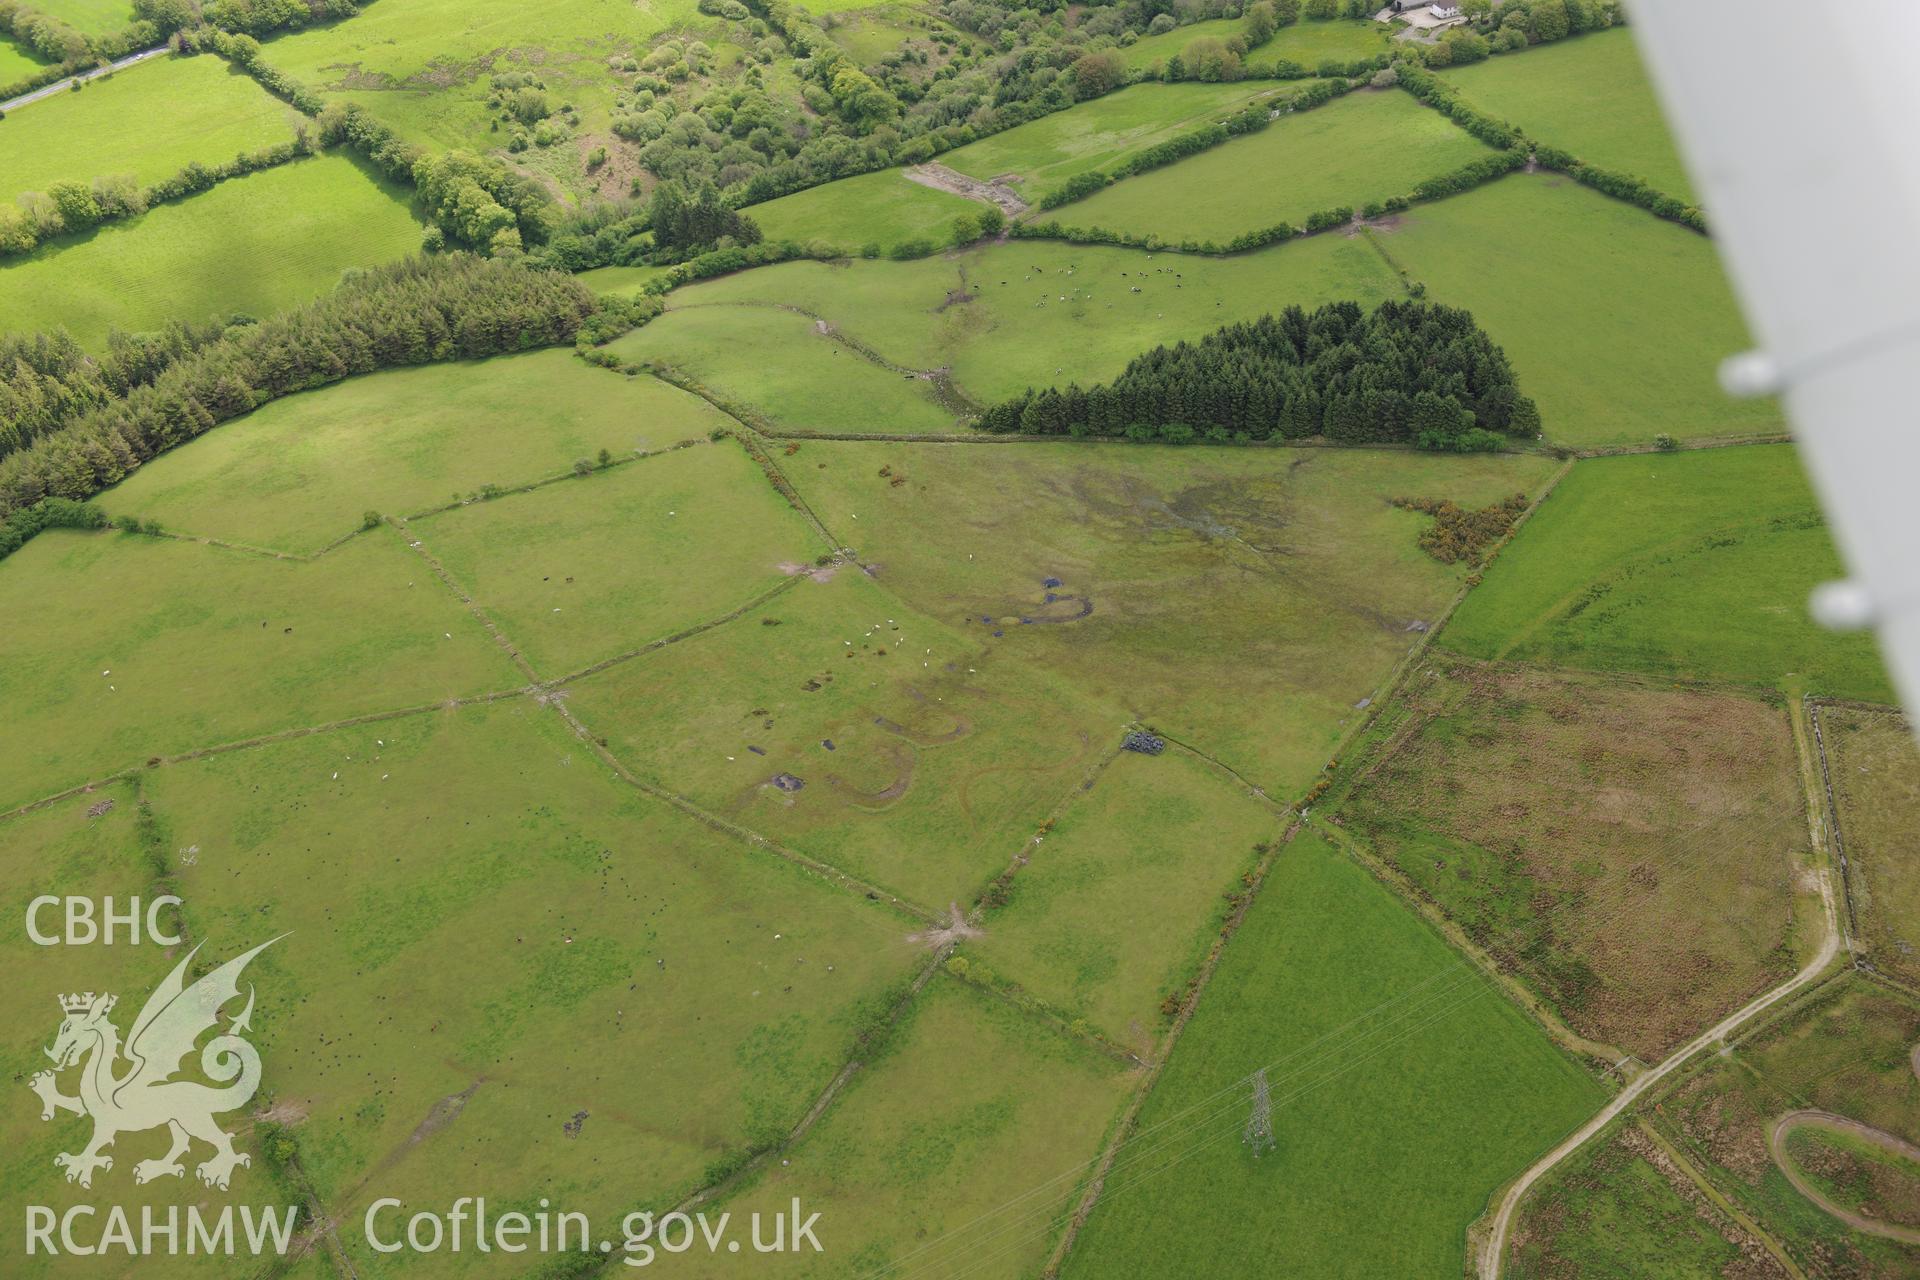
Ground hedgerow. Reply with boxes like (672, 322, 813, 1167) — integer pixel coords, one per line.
(1532, 145, 1706, 233)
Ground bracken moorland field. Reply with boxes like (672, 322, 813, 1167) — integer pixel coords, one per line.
(1, 6, 1914, 1279)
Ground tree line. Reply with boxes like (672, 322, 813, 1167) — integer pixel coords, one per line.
(0, 256, 606, 526)
(976, 300, 1541, 450)
(1533, 146, 1705, 233)
(0, 322, 223, 461)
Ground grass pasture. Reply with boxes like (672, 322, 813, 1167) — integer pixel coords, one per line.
(1051, 86, 1493, 246)
(562, 569, 1120, 910)
(1651, 976, 1920, 1278)
(1064, 832, 1603, 1279)
(0, 34, 50, 84)
(0, 787, 270, 1280)
(99, 352, 727, 555)
(782, 439, 1558, 795)
(608, 303, 963, 435)
(140, 700, 924, 1278)
(1376, 172, 1775, 447)
(1821, 705, 1920, 987)
(1117, 17, 1256, 73)
(827, 10, 932, 64)
(575, 261, 679, 296)
(407, 437, 824, 677)
(1442, 446, 1892, 701)
(0, 528, 517, 813)
(700, 976, 1136, 1279)
(1120, 15, 1391, 73)
(942, 81, 1287, 200)
(259, 0, 652, 163)
(1, 53, 304, 208)
(1508, 1125, 1761, 1280)
(744, 168, 984, 255)
(964, 746, 1284, 1054)
(1442, 28, 1697, 204)
(1337, 660, 1810, 1060)
(661, 235, 1406, 405)
(24, 0, 132, 37)
(0, 154, 423, 347)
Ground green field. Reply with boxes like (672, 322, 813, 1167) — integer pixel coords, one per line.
(943, 81, 1287, 200)
(136, 701, 922, 1280)
(662, 234, 1408, 405)
(1, 54, 304, 207)
(1443, 28, 1697, 204)
(701, 977, 1135, 1279)
(26, 0, 132, 37)
(99, 351, 726, 554)
(780, 438, 1558, 794)
(0, 154, 423, 346)
(1338, 661, 1809, 1060)
(575, 261, 678, 296)
(828, 11, 933, 64)
(1509, 1126, 1759, 1279)
(407, 438, 823, 677)
(260, 0, 654, 160)
(0, 787, 250, 1280)
(1377, 173, 1774, 447)
(1822, 706, 1920, 987)
(965, 747, 1284, 1053)
(563, 569, 1120, 910)
(1052, 87, 1492, 245)
(0, 34, 50, 84)
(745, 168, 983, 254)
(1064, 832, 1603, 1278)
(0, 525, 517, 824)
(1442, 446, 1892, 701)
(1121, 14, 1391, 73)
(612, 303, 964, 434)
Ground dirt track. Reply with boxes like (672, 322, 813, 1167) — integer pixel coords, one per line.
(1768, 1109, 1920, 1243)
(903, 163, 1030, 217)
(1476, 854, 1842, 1279)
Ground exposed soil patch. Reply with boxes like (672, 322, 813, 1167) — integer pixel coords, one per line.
(777, 560, 838, 583)
(903, 162, 1030, 216)
(908, 902, 983, 949)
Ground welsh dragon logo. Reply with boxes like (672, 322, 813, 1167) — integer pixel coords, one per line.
(28, 938, 279, 1191)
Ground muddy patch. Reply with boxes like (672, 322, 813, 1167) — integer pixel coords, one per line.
(908, 903, 983, 949)
(777, 560, 838, 583)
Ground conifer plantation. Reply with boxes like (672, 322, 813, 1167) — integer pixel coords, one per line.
(979, 300, 1541, 449)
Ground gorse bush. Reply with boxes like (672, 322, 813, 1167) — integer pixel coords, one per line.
(978, 300, 1541, 449)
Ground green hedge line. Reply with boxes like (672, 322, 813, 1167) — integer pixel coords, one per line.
(1037, 77, 1354, 211)
(1532, 145, 1706, 233)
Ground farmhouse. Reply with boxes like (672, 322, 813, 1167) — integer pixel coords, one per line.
(1378, 2, 1468, 31)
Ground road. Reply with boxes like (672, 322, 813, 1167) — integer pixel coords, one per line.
(1, 45, 167, 114)
(1476, 860, 1842, 1279)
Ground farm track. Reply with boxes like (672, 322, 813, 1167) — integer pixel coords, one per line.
(1768, 1108, 1920, 1244)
